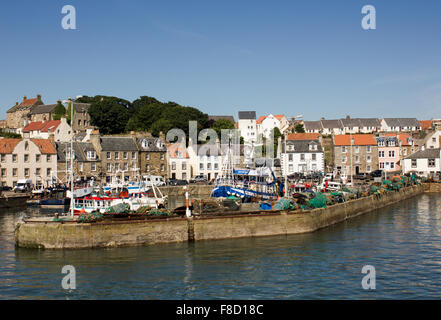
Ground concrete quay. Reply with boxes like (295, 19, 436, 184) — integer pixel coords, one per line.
(15, 184, 426, 249)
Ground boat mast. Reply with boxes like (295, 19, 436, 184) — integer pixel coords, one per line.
(70, 98, 74, 217)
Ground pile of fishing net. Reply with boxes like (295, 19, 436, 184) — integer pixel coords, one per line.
(105, 203, 130, 214)
(77, 211, 103, 223)
(147, 208, 172, 216)
(307, 192, 329, 209)
(272, 198, 298, 210)
(193, 198, 241, 214)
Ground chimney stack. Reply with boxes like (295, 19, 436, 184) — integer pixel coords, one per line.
(37, 94, 41, 101)
(23, 96, 27, 101)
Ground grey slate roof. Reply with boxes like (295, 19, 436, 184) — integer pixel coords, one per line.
(340, 118, 360, 127)
(56, 142, 98, 162)
(321, 119, 343, 129)
(100, 136, 138, 151)
(238, 111, 256, 120)
(358, 118, 381, 127)
(29, 104, 58, 115)
(404, 148, 440, 160)
(72, 102, 91, 113)
(208, 115, 235, 123)
(303, 121, 322, 131)
(136, 137, 166, 152)
(383, 118, 420, 128)
(284, 140, 323, 153)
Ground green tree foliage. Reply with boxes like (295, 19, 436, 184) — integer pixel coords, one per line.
(77, 96, 131, 135)
(126, 96, 209, 138)
(211, 118, 235, 138)
(52, 102, 66, 120)
(295, 123, 305, 133)
(0, 130, 21, 138)
(66, 102, 74, 125)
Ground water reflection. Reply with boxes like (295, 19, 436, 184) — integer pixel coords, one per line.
(1, 194, 441, 299)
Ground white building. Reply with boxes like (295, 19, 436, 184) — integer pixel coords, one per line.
(237, 111, 257, 143)
(402, 148, 441, 178)
(256, 114, 289, 138)
(423, 130, 441, 150)
(167, 142, 191, 181)
(187, 139, 222, 181)
(380, 118, 421, 132)
(22, 118, 72, 142)
(281, 138, 325, 176)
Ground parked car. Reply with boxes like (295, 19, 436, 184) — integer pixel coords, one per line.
(1, 186, 12, 191)
(167, 179, 188, 186)
(13, 179, 33, 193)
(189, 175, 208, 183)
(370, 170, 383, 178)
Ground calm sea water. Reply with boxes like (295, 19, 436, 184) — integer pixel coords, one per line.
(1, 194, 441, 299)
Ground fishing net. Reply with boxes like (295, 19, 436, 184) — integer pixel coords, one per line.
(307, 192, 328, 208)
(78, 212, 103, 223)
(105, 203, 130, 214)
(273, 198, 297, 210)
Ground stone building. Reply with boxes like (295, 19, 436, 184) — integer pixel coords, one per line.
(28, 103, 60, 122)
(136, 137, 167, 179)
(56, 141, 101, 183)
(90, 134, 139, 183)
(0, 138, 57, 187)
(6, 95, 44, 131)
(22, 118, 72, 142)
(71, 102, 93, 132)
(333, 134, 378, 175)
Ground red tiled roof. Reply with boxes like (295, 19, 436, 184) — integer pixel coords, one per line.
(0, 139, 21, 154)
(40, 120, 61, 132)
(31, 139, 56, 154)
(274, 114, 285, 121)
(23, 121, 44, 132)
(419, 120, 432, 130)
(20, 98, 38, 107)
(397, 133, 411, 146)
(256, 116, 266, 124)
(287, 133, 320, 140)
(167, 143, 189, 158)
(334, 134, 377, 146)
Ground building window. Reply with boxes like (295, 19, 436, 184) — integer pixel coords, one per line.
(403, 149, 407, 156)
(145, 164, 150, 172)
(379, 151, 385, 158)
(181, 162, 185, 170)
(91, 163, 96, 171)
(367, 165, 371, 172)
(0, 154, 5, 163)
(107, 163, 112, 172)
(132, 152, 136, 159)
(36, 154, 41, 162)
(200, 163, 204, 170)
(312, 153, 316, 161)
(390, 162, 395, 169)
(366, 146, 371, 153)
(24, 168, 29, 177)
(160, 153, 164, 160)
(13, 168, 17, 177)
(214, 163, 218, 170)
(342, 156, 347, 163)
(389, 151, 395, 157)
(161, 164, 165, 172)
(87, 151, 96, 160)
(428, 159, 436, 167)
(288, 154, 293, 161)
(46, 155, 51, 162)
(172, 162, 176, 170)
(354, 146, 360, 153)
(107, 152, 111, 160)
(355, 156, 360, 163)
(115, 163, 120, 171)
(1, 168, 6, 177)
(114, 152, 119, 160)
(123, 152, 128, 160)
(207, 163, 211, 170)
(36, 168, 41, 176)
(145, 153, 150, 160)
(12, 154, 17, 162)
(366, 155, 372, 162)
(288, 164, 293, 172)
(380, 162, 384, 169)
(47, 168, 51, 176)
(123, 162, 128, 171)
(342, 146, 347, 153)
(24, 154, 29, 162)
(300, 154, 305, 161)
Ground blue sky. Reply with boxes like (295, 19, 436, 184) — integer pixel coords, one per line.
(1, 0, 440, 120)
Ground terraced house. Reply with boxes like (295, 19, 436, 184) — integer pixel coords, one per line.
(333, 134, 378, 175)
(56, 141, 101, 183)
(6, 95, 44, 131)
(0, 138, 57, 187)
(136, 137, 167, 179)
(90, 134, 139, 183)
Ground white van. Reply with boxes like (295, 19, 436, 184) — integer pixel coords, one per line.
(14, 179, 33, 193)
(143, 175, 166, 186)
(318, 181, 342, 192)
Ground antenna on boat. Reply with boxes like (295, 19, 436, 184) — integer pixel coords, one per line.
(69, 97, 74, 217)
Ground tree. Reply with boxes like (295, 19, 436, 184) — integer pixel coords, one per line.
(295, 123, 305, 133)
(212, 118, 235, 138)
(66, 102, 74, 125)
(77, 96, 131, 135)
(52, 102, 66, 120)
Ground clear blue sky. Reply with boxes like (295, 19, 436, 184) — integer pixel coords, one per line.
(1, 0, 441, 120)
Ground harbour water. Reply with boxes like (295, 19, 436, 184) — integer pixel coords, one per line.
(1, 194, 441, 299)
